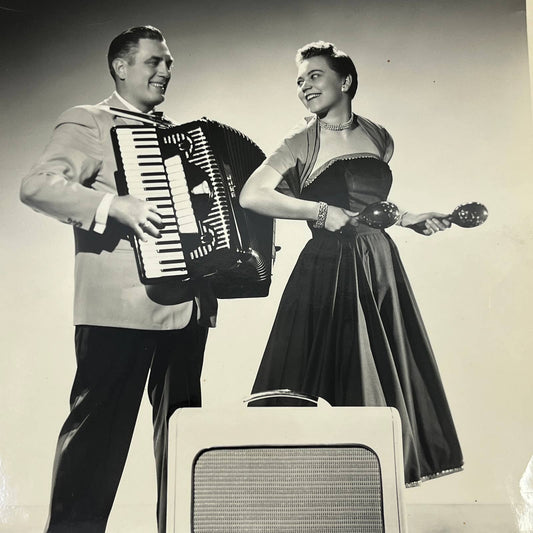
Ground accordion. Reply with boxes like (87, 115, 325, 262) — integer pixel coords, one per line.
(111, 118, 274, 298)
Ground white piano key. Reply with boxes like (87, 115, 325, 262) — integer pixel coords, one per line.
(167, 177, 186, 186)
(175, 207, 195, 216)
(130, 191, 171, 199)
(156, 208, 175, 216)
(176, 214, 195, 225)
(123, 165, 165, 173)
(123, 160, 164, 168)
(120, 155, 160, 162)
(120, 155, 162, 163)
(119, 144, 159, 153)
(125, 142, 161, 149)
(142, 261, 186, 271)
(120, 135, 158, 141)
(153, 244, 184, 252)
(142, 256, 183, 266)
(142, 253, 186, 263)
(144, 268, 188, 278)
(141, 249, 185, 258)
(179, 223, 198, 233)
(142, 255, 184, 264)
(123, 161, 164, 169)
(116, 128, 156, 135)
(165, 160, 185, 171)
(169, 187, 189, 196)
(118, 137, 159, 144)
(123, 174, 168, 182)
(168, 183, 186, 192)
(139, 239, 182, 248)
(172, 197, 194, 207)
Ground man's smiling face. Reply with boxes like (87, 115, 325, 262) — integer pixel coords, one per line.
(119, 38, 173, 112)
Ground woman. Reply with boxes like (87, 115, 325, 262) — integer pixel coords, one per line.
(239, 41, 463, 485)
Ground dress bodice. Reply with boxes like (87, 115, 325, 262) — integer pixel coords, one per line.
(300, 154, 393, 213)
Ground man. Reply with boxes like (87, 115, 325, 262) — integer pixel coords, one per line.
(20, 26, 215, 533)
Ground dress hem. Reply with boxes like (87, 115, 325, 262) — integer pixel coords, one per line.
(406, 465, 464, 488)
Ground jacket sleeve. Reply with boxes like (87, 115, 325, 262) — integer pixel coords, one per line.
(20, 106, 107, 231)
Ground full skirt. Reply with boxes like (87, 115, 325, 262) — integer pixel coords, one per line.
(252, 228, 463, 485)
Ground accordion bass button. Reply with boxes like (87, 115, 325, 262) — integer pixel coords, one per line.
(200, 233, 214, 245)
(190, 181, 212, 196)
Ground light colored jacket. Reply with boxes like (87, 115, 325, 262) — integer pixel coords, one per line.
(20, 93, 197, 330)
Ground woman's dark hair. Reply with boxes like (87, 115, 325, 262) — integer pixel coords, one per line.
(108, 26, 165, 79)
(296, 41, 358, 99)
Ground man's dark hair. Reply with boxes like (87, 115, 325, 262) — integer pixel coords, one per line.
(107, 26, 165, 79)
(296, 41, 358, 99)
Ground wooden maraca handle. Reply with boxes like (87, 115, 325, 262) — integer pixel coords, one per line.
(407, 216, 450, 233)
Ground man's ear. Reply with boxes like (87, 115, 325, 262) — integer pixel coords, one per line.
(112, 57, 127, 81)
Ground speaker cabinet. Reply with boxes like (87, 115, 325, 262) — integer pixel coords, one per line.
(167, 407, 407, 532)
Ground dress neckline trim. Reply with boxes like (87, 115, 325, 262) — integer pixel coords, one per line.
(303, 152, 383, 189)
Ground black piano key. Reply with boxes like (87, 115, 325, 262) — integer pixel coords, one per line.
(157, 248, 182, 254)
(156, 240, 181, 246)
(158, 259, 184, 265)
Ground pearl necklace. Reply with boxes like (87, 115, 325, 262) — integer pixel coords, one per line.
(318, 114, 355, 131)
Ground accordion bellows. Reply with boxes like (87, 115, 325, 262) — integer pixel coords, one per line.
(111, 118, 275, 298)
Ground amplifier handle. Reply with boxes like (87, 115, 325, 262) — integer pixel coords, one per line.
(242, 389, 331, 407)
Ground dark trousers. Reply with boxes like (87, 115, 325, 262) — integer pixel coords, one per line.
(45, 316, 208, 533)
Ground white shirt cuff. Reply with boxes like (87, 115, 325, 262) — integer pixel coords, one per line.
(93, 193, 116, 234)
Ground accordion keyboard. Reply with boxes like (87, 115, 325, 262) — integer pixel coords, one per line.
(114, 127, 193, 280)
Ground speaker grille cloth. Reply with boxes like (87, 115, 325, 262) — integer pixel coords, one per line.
(192, 446, 384, 532)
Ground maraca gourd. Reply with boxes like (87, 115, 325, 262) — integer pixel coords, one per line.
(356, 201, 400, 229)
(447, 202, 488, 228)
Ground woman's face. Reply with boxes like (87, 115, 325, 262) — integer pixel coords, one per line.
(296, 55, 346, 116)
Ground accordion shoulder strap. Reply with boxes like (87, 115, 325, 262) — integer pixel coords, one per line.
(97, 105, 173, 127)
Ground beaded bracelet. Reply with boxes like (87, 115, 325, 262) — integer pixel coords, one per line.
(313, 201, 329, 229)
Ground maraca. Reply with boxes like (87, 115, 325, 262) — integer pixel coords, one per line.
(408, 202, 488, 232)
(355, 201, 400, 229)
(446, 202, 488, 228)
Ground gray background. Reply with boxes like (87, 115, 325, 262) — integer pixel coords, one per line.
(1, 0, 532, 530)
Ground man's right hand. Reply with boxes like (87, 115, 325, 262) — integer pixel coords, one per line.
(108, 195, 163, 241)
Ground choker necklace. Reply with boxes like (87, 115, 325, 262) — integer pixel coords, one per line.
(318, 114, 354, 131)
